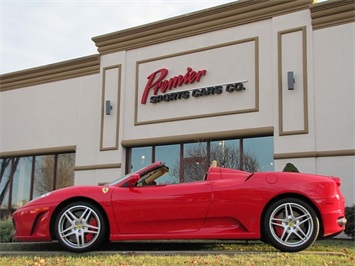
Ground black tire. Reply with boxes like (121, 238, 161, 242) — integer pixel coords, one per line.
(54, 201, 106, 252)
(262, 198, 319, 252)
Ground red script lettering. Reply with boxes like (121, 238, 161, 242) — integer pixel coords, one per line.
(141, 67, 207, 104)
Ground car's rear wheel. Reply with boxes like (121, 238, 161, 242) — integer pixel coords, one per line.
(263, 198, 319, 252)
(54, 201, 106, 252)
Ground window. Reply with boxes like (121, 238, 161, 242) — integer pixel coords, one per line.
(130, 147, 152, 172)
(0, 152, 75, 218)
(56, 154, 75, 190)
(155, 144, 179, 184)
(11, 157, 32, 210)
(244, 136, 274, 171)
(181, 142, 208, 183)
(128, 136, 274, 184)
(33, 155, 55, 198)
(210, 139, 240, 168)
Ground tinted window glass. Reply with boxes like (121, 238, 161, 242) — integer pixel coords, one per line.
(33, 155, 55, 198)
(155, 144, 179, 184)
(56, 153, 75, 189)
(244, 136, 274, 171)
(131, 147, 152, 172)
(11, 157, 32, 208)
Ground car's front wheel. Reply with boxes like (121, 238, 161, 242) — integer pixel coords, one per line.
(263, 198, 319, 252)
(54, 201, 106, 252)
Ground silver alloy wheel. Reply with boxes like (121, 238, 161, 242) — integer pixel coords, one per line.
(269, 202, 314, 248)
(57, 204, 101, 250)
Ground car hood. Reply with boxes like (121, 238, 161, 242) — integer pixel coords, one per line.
(18, 185, 107, 209)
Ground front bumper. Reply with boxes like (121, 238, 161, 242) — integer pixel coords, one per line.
(12, 205, 54, 242)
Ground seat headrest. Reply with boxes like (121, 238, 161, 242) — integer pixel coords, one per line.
(211, 160, 218, 167)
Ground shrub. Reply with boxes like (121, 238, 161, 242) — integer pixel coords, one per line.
(0, 217, 14, 243)
(282, 163, 299, 172)
(344, 205, 355, 240)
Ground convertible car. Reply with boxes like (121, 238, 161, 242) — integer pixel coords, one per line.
(12, 161, 347, 252)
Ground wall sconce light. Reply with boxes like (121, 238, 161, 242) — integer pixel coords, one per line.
(287, 71, 295, 90)
(105, 100, 113, 115)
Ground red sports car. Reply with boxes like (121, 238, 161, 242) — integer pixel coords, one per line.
(12, 161, 347, 252)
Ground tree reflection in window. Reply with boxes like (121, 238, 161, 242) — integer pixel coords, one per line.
(130, 137, 273, 185)
(0, 152, 75, 217)
(34, 155, 55, 197)
(34, 154, 75, 198)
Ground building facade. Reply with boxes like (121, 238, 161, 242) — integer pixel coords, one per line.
(0, 0, 354, 217)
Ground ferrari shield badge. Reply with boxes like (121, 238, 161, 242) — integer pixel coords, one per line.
(102, 187, 109, 194)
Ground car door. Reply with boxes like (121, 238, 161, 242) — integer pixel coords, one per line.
(111, 181, 212, 234)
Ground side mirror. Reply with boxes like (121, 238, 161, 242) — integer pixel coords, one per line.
(127, 174, 140, 187)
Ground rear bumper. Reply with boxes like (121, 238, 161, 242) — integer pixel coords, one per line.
(315, 197, 346, 237)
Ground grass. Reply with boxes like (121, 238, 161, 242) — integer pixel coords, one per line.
(0, 239, 354, 265)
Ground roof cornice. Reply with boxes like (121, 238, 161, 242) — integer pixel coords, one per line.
(92, 0, 313, 55)
(0, 54, 100, 91)
(310, 0, 355, 30)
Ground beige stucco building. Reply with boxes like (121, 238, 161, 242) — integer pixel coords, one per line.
(0, 0, 354, 216)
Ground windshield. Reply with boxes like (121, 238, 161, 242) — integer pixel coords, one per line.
(107, 166, 169, 187)
(105, 161, 167, 187)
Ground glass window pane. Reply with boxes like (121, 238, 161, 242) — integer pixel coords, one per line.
(243, 136, 274, 172)
(182, 142, 208, 183)
(0, 158, 12, 218)
(56, 153, 75, 189)
(155, 144, 180, 184)
(130, 147, 152, 173)
(33, 155, 55, 198)
(210, 140, 240, 168)
(11, 157, 32, 209)
(182, 160, 208, 183)
(0, 189, 10, 219)
(183, 142, 207, 158)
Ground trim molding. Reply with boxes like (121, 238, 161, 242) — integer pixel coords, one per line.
(0, 55, 100, 91)
(274, 149, 355, 160)
(0, 145, 76, 158)
(311, 0, 355, 30)
(278, 26, 309, 136)
(92, 0, 312, 55)
(75, 163, 121, 171)
(121, 126, 274, 147)
(100, 65, 121, 151)
(134, 37, 259, 125)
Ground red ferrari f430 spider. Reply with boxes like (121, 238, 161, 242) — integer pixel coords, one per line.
(12, 161, 347, 252)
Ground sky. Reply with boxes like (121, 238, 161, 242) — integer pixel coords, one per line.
(0, 0, 237, 75)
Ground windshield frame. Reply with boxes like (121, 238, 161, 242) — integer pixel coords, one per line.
(105, 161, 167, 187)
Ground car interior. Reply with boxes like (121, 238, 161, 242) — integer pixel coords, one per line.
(137, 160, 218, 186)
(136, 166, 169, 186)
